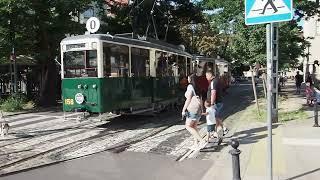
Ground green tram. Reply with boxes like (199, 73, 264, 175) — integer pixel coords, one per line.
(60, 34, 193, 114)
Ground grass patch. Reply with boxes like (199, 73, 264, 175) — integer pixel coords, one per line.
(249, 107, 308, 123)
(278, 109, 308, 122)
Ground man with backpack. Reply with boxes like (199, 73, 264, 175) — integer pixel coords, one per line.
(205, 70, 229, 136)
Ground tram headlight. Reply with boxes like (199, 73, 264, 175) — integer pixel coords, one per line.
(75, 93, 85, 104)
(92, 84, 97, 89)
(78, 84, 82, 89)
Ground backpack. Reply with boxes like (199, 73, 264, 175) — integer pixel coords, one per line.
(187, 86, 202, 115)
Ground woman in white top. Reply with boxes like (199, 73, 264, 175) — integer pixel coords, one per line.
(182, 74, 207, 150)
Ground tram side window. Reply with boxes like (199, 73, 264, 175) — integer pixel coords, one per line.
(131, 47, 150, 77)
(168, 54, 177, 77)
(196, 62, 206, 76)
(187, 58, 192, 75)
(207, 62, 214, 72)
(178, 56, 186, 77)
(103, 43, 129, 77)
(216, 66, 221, 77)
(155, 51, 168, 77)
(63, 50, 97, 78)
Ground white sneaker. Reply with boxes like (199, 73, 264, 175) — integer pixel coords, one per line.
(212, 132, 219, 138)
(223, 128, 229, 136)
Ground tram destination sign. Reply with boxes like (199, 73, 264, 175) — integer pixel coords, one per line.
(66, 43, 86, 51)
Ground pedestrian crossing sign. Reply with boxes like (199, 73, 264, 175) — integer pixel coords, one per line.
(245, 0, 293, 25)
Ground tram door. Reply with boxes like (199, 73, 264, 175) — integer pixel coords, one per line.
(130, 47, 153, 107)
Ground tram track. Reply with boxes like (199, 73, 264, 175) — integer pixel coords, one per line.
(0, 115, 105, 148)
(0, 111, 184, 176)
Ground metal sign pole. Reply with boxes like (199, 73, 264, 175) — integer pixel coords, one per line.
(266, 23, 273, 180)
(272, 23, 279, 123)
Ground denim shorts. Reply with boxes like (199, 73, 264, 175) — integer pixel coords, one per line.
(214, 103, 223, 118)
(186, 112, 201, 121)
(207, 124, 216, 132)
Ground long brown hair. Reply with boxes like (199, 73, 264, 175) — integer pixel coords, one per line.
(188, 74, 199, 95)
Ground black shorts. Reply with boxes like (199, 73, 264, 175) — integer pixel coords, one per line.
(207, 124, 216, 133)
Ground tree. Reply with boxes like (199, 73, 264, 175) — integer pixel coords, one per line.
(200, 0, 320, 71)
(0, 0, 205, 106)
(102, 0, 204, 46)
(0, 0, 36, 63)
(0, 0, 93, 106)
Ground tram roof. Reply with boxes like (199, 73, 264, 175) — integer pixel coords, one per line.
(193, 55, 229, 65)
(215, 59, 229, 65)
(61, 34, 192, 57)
(193, 56, 215, 62)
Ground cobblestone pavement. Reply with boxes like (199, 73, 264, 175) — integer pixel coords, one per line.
(0, 81, 255, 176)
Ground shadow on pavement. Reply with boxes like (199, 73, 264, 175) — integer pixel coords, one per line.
(285, 168, 320, 180)
(230, 124, 280, 145)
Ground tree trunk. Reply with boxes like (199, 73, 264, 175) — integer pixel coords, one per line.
(38, 62, 58, 107)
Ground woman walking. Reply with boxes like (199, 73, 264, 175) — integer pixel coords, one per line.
(182, 74, 207, 150)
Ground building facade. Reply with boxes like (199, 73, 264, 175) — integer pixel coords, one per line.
(303, 0, 320, 82)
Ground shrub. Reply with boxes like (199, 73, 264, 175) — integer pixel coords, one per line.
(0, 94, 28, 112)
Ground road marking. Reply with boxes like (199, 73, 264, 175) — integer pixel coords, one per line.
(283, 138, 320, 146)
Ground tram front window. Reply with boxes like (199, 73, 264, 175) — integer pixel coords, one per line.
(63, 50, 97, 78)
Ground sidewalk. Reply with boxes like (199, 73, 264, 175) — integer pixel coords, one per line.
(202, 81, 320, 180)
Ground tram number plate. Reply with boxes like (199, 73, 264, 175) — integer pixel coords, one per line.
(65, 99, 74, 105)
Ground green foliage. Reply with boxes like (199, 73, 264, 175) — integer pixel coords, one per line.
(0, 0, 95, 106)
(102, 0, 204, 46)
(0, 93, 28, 112)
(200, 0, 319, 71)
(250, 101, 307, 123)
(279, 109, 308, 122)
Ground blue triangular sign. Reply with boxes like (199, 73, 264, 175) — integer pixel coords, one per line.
(245, 0, 293, 25)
